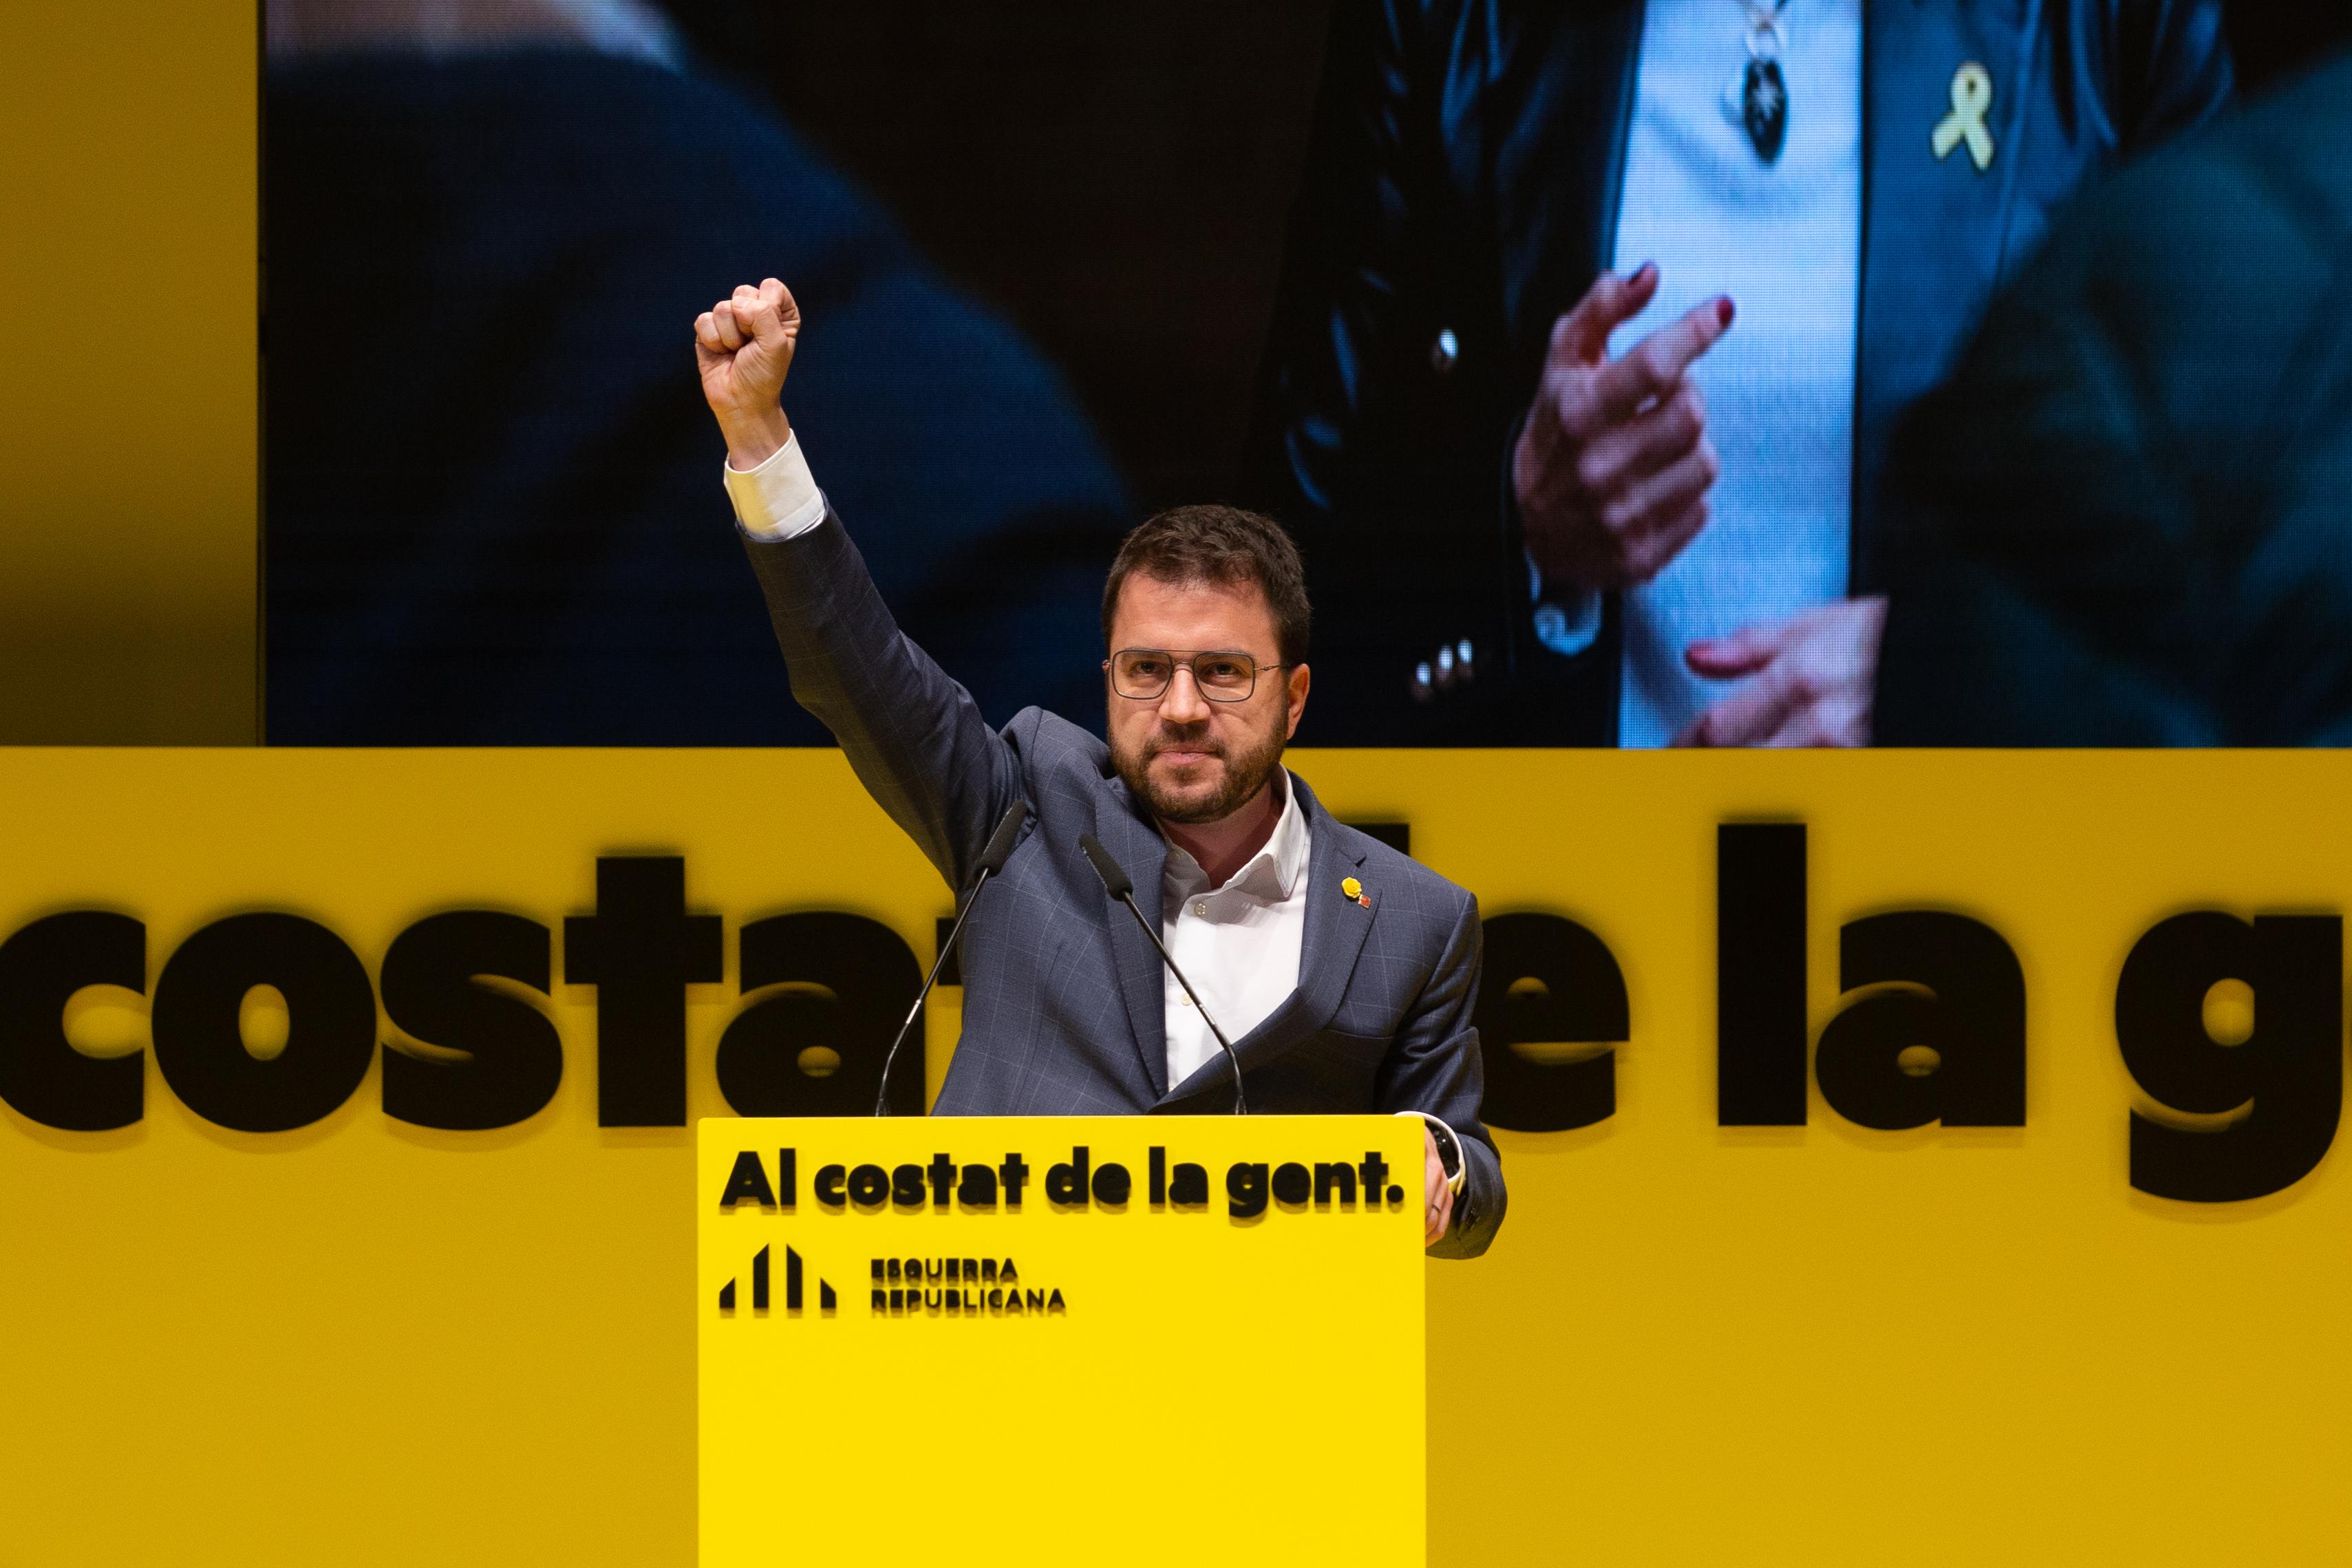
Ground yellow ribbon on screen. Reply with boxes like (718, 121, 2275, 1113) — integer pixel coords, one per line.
(1932, 62, 1996, 171)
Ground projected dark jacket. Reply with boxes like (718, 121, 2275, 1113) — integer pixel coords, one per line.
(266, 50, 1126, 744)
(1245, 0, 2234, 744)
(1874, 51, 2352, 744)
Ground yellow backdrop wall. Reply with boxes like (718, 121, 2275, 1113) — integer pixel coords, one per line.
(1, 747, 2346, 1563)
(0, 0, 256, 742)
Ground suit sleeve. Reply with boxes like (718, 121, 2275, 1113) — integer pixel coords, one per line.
(742, 513, 1024, 891)
(1376, 885, 1506, 1258)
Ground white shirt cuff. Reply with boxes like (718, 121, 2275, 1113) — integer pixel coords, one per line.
(723, 431, 826, 541)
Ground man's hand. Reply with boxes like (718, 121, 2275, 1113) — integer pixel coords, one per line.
(1422, 1126, 1455, 1247)
(1515, 264, 1733, 592)
(1673, 596, 1888, 747)
(694, 278, 800, 471)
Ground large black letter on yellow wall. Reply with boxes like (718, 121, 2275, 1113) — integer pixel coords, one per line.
(715, 913, 923, 1115)
(0, 912, 145, 1131)
(2117, 913, 2342, 1203)
(381, 912, 563, 1130)
(1718, 823, 1807, 1125)
(1813, 913, 2025, 1129)
(151, 914, 376, 1133)
(1475, 914, 1627, 1132)
(564, 857, 722, 1126)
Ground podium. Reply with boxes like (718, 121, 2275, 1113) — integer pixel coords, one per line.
(698, 1115, 1428, 1565)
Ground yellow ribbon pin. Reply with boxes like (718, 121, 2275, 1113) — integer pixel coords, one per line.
(1931, 62, 1996, 172)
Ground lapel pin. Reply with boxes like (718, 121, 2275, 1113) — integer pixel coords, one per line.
(1932, 62, 1996, 172)
(1341, 876, 1370, 908)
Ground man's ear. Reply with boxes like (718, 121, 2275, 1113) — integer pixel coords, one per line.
(1284, 662, 1311, 740)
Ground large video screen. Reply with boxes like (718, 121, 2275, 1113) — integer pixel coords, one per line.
(263, 0, 2351, 747)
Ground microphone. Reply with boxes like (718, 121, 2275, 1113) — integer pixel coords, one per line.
(873, 799, 1030, 1115)
(1078, 831, 1247, 1115)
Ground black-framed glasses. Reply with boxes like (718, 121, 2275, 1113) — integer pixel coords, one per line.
(1104, 648, 1287, 702)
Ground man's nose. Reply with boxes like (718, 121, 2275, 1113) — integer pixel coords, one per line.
(1159, 664, 1212, 722)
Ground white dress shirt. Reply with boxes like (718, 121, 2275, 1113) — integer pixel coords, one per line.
(1157, 771, 1311, 1089)
(1531, 0, 1864, 747)
(723, 435, 1313, 1093)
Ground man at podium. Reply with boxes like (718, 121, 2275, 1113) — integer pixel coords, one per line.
(692, 278, 1504, 1256)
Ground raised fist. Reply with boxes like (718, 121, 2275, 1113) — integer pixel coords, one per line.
(694, 277, 799, 469)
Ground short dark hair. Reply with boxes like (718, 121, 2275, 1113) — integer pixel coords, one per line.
(1100, 505, 1310, 668)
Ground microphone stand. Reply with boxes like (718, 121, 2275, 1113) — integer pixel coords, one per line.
(874, 800, 1029, 1115)
(1079, 832, 1247, 1115)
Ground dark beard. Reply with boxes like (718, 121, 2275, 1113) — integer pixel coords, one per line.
(1111, 708, 1288, 826)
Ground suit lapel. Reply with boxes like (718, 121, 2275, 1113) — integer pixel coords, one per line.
(1246, 781, 1374, 1071)
(1851, 0, 2039, 590)
(1155, 775, 1377, 1108)
(1095, 785, 1172, 1099)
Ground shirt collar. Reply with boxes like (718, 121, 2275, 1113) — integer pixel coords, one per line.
(1163, 770, 1311, 903)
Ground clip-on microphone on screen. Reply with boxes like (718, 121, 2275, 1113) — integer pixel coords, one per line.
(873, 799, 1029, 1115)
(1078, 831, 1247, 1115)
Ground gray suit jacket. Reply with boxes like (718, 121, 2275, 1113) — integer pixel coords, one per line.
(745, 511, 1505, 1257)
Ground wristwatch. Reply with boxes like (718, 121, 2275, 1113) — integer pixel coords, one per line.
(1398, 1111, 1468, 1197)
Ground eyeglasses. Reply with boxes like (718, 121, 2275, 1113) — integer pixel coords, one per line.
(1104, 648, 1287, 702)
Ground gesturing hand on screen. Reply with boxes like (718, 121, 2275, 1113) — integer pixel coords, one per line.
(1673, 596, 1887, 748)
(694, 277, 800, 471)
(1515, 265, 1732, 592)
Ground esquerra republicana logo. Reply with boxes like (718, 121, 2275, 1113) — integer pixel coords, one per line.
(715, 1247, 1065, 1318)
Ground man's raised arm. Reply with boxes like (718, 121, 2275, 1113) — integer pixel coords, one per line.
(694, 279, 1022, 890)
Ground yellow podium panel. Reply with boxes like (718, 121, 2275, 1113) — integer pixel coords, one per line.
(698, 1115, 1427, 1565)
